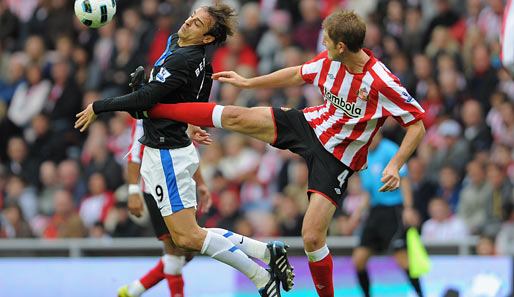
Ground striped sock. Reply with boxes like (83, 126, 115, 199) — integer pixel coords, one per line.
(207, 228, 270, 264)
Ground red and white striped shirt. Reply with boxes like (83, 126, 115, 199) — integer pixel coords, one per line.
(301, 49, 425, 171)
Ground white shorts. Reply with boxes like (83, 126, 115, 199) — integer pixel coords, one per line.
(140, 144, 199, 216)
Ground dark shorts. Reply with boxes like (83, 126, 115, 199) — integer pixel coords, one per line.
(359, 205, 407, 253)
(143, 192, 171, 240)
(271, 107, 354, 207)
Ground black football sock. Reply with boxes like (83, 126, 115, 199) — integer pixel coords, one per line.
(357, 269, 371, 297)
(404, 269, 424, 297)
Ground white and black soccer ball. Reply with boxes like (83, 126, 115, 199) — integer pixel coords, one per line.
(74, 0, 116, 28)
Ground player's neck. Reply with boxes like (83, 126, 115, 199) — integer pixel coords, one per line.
(177, 38, 202, 47)
(340, 50, 370, 74)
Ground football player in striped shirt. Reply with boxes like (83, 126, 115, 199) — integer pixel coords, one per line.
(83, 10, 426, 297)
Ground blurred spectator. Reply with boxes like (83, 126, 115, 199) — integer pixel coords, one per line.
(212, 31, 258, 73)
(79, 172, 114, 229)
(420, 79, 443, 129)
(412, 54, 433, 100)
(496, 101, 514, 147)
(383, 0, 404, 39)
(89, 221, 110, 239)
(57, 159, 87, 206)
(145, 2, 175, 69)
(457, 160, 492, 233)
(121, 6, 154, 59)
(421, 197, 469, 240)
(257, 10, 292, 74)
(436, 166, 462, 213)
(467, 44, 498, 111)
(0, 202, 33, 238)
(87, 21, 116, 91)
(477, 0, 504, 43)
(27, 114, 67, 164)
(427, 119, 470, 181)
(293, 0, 321, 53)
(461, 100, 493, 154)
(45, 59, 83, 134)
(26, 0, 74, 49)
(423, 0, 464, 47)
(4, 175, 37, 222)
(495, 206, 514, 255)
(275, 192, 303, 236)
(0, 53, 24, 105)
(7, 63, 51, 128)
(82, 122, 124, 191)
(476, 234, 496, 256)
(408, 157, 437, 223)
(491, 144, 514, 184)
(402, 6, 424, 56)
(483, 163, 513, 231)
(100, 27, 142, 97)
(111, 201, 143, 237)
(107, 112, 132, 164)
(239, 2, 267, 50)
(42, 189, 86, 238)
(6, 136, 39, 186)
(0, 0, 19, 51)
(205, 187, 241, 231)
(38, 161, 60, 216)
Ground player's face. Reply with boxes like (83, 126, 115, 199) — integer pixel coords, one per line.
(178, 8, 215, 45)
(322, 30, 344, 61)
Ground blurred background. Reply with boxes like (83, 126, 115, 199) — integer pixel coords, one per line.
(0, 0, 513, 296)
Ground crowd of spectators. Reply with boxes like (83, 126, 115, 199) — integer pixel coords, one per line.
(0, 0, 513, 256)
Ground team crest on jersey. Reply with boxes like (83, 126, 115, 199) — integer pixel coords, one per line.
(155, 67, 171, 83)
(356, 88, 369, 101)
(324, 87, 363, 118)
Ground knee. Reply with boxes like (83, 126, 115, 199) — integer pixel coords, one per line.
(222, 107, 245, 128)
(302, 229, 324, 250)
(352, 250, 369, 270)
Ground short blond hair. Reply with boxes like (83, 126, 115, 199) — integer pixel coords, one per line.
(322, 10, 366, 52)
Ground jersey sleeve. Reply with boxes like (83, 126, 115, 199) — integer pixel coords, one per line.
(148, 52, 190, 93)
(300, 50, 328, 85)
(375, 63, 425, 127)
(127, 119, 145, 164)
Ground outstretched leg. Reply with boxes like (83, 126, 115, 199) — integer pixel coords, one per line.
(352, 247, 372, 297)
(148, 103, 277, 143)
(394, 250, 424, 297)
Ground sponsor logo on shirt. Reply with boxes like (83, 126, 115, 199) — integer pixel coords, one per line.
(324, 87, 363, 118)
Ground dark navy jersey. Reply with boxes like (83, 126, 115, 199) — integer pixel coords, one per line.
(93, 34, 213, 149)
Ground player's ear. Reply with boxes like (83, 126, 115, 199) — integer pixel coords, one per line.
(203, 35, 215, 44)
(337, 42, 346, 54)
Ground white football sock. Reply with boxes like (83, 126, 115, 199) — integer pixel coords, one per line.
(212, 105, 224, 128)
(207, 227, 271, 264)
(305, 244, 330, 262)
(201, 230, 270, 289)
(162, 254, 185, 275)
(127, 280, 146, 297)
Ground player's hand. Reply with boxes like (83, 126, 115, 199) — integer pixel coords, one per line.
(75, 103, 97, 132)
(129, 66, 146, 91)
(128, 193, 144, 217)
(189, 125, 212, 145)
(379, 164, 400, 192)
(212, 71, 250, 88)
(196, 183, 212, 214)
(402, 206, 419, 227)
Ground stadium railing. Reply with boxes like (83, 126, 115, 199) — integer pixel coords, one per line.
(0, 236, 480, 257)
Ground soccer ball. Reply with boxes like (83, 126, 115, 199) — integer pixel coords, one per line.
(74, 0, 116, 28)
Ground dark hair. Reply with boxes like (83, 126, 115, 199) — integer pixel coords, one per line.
(205, 4, 237, 46)
(322, 10, 366, 52)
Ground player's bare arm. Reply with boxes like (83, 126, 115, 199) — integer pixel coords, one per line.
(379, 120, 425, 192)
(212, 65, 304, 89)
(127, 161, 144, 217)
